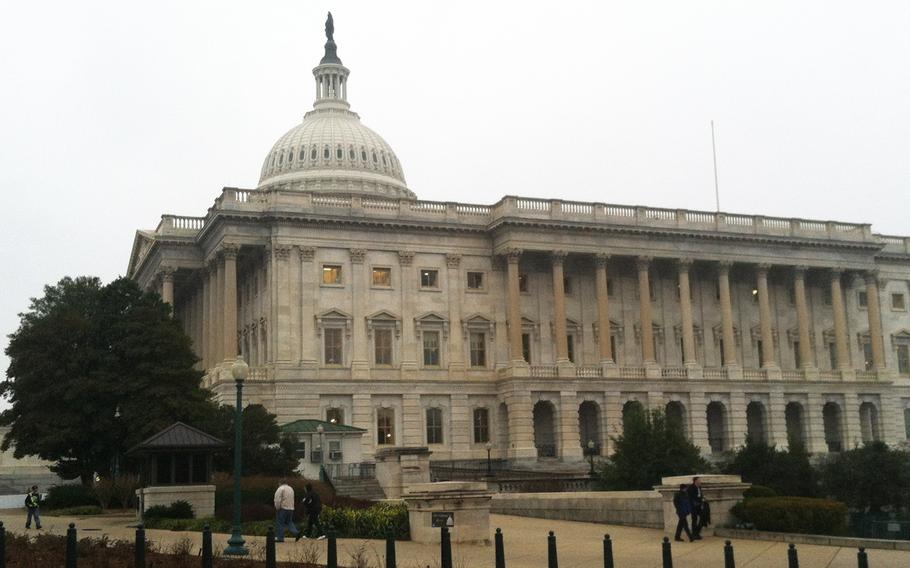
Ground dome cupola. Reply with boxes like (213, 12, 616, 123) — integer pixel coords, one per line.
(257, 13, 414, 199)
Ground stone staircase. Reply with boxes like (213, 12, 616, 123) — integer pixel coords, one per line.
(330, 478, 386, 501)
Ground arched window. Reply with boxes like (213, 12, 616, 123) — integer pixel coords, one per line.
(336, 146, 343, 160)
(361, 148, 367, 161)
(323, 146, 330, 160)
(310, 147, 317, 160)
(349, 146, 355, 160)
(299, 148, 306, 161)
(372, 150, 378, 163)
(278, 152, 283, 165)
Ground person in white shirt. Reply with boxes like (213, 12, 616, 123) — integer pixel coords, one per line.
(273, 479, 302, 542)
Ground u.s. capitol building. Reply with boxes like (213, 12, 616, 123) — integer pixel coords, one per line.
(128, 18, 910, 466)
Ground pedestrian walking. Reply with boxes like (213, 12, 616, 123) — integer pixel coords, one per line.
(273, 479, 303, 542)
(673, 483, 693, 542)
(687, 476, 705, 540)
(302, 483, 324, 539)
(25, 485, 42, 530)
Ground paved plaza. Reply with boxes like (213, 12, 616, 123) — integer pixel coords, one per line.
(2, 511, 908, 567)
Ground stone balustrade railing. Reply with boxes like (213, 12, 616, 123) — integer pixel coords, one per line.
(152, 188, 905, 247)
(504, 364, 883, 382)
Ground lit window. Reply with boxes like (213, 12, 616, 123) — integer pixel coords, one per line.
(470, 332, 486, 367)
(420, 269, 439, 289)
(473, 408, 490, 443)
(893, 293, 906, 310)
(858, 291, 868, 308)
(377, 408, 394, 445)
(326, 407, 344, 425)
(752, 288, 759, 303)
(423, 331, 440, 366)
(372, 267, 391, 287)
(518, 273, 528, 293)
(324, 328, 343, 365)
(467, 271, 484, 290)
(426, 408, 443, 444)
(323, 265, 342, 285)
(374, 329, 393, 365)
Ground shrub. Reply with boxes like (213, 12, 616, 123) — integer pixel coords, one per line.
(724, 440, 818, 497)
(144, 500, 194, 520)
(48, 505, 103, 516)
(736, 497, 848, 535)
(819, 442, 910, 512)
(743, 485, 778, 500)
(320, 501, 410, 539)
(43, 484, 97, 510)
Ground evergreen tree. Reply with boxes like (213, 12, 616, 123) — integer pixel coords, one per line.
(819, 442, 910, 511)
(724, 439, 818, 497)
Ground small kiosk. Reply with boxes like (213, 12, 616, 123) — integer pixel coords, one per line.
(128, 422, 225, 519)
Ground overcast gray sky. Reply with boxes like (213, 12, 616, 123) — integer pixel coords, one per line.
(2, 1, 908, 403)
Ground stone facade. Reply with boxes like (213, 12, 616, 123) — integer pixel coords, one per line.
(127, 19, 910, 468)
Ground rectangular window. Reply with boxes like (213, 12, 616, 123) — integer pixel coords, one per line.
(787, 287, 796, 305)
(473, 408, 490, 443)
(426, 408, 443, 444)
(828, 342, 837, 370)
(858, 291, 868, 308)
(374, 328, 393, 365)
(372, 267, 391, 287)
(328, 440, 342, 461)
(898, 344, 910, 374)
(324, 328, 343, 365)
(607, 279, 615, 296)
(567, 334, 575, 363)
(521, 333, 532, 363)
(469, 332, 486, 367)
(518, 273, 528, 292)
(823, 288, 832, 306)
(719, 339, 725, 366)
(420, 269, 439, 289)
(422, 331, 440, 366)
(326, 407, 344, 425)
(892, 293, 906, 310)
(757, 340, 764, 367)
(467, 271, 484, 290)
(563, 277, 573, 294)
(863, 342, 874, 371)
(714, 281, 721, 301)
(610, 335, 618, 363)
(322, 264, 342, 285)
(794, 341, 801, 368)
(377, 408, 395, 445)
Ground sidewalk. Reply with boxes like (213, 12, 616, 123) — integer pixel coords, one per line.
(1, 510, 908, 567)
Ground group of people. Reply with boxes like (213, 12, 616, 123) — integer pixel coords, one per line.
(273, 480, 325, 543)
(672, 476, 711, 542)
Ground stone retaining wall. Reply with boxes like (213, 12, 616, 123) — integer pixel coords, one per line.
(491, 491, 663, 528)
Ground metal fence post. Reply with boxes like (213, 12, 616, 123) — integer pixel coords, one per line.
(441, 526, 453, 568)
(495, 528, 506, 568)
(66, 523, 77, 568)
(661, 536, 673, 568)
(547, 531, 558, 568)
(134, 524, 145, 568)
(603, 534, 613, 568)
(327, 529, 338, 568)
(0, 521, 6, 568)
(724, 540, 735, 568)
(201, 525, 213, 568)
(265, 527, 276, 568)
(857, 547, 868, 568)
(385, 527, 397, 568)
(787, 543, 799, 568)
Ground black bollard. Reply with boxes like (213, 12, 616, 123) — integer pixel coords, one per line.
(201, 525, 213, 568)
(134, 524, 146, 568)
(327, 529, 338, 568)
(266, 527, 276, 568)
(857, 547, 869, 568)
(724, 540, 735, 568)
(495, 528, 506, 568)
(0, 521, 6, 568)
(603, 534, 613, 568)
(66, 523, 77, 568)
(547, 531, 558, 568)
(385, 527, 397, 568)
(661, 536, 673, 568)
(787, 543, 799, 568)
(441, 526, 453, 568)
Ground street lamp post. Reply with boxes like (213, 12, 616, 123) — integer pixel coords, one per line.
(586, 440, 596, 476)
(485, 442, 493, 476)
(224, 357, 249, 556)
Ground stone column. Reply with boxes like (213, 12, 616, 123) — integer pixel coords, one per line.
(678, 258, 697, 367)
(201, 268, 211, 369)
(352, 394, 374, 457)
(398, 251, 417, 374)
(402, 394, 422, 446)
(505, 248, 525, 364)
(718, 262, 739, 369)
(756, 264, 778, 369)
(273, 245, 292, 363)
(161, 267, 175, 311)
(793, 266, 815, 371)
(688, 391, 711, 454)
(446, 254, 466, 375)
(603, 391, 623, 456)
(636, 256, 656, 363)
(449, 394, 471, 459)
(729, 391, 747, 449)
(865, 272, 886, 371)
(299, 247, 317, 369)
(222, 245, 239, 361)
(559, 391, 583, 460)
(806, 393, 827, 454)
(288, 246, 302, 364)
(768, 391, 789, 449)
(843, 393, 862, 449)
(350, 248, 369, 377)
(830, 269, 851, 372)
(594, 254, 614, 364)
(214, 255, 225, 364)
(505, 390, 536, 459)
(551, 251, 570, 365)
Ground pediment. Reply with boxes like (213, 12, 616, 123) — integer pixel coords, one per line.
(127, 230, 157, 279)
(318, 308, 352, 321)
(415, 311, 448, 323)
(366, 309, 400, 321)
(464, 313, 492, 324)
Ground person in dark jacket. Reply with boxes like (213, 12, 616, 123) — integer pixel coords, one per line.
(687, 476, 704, 539)
(301, 484, 324, 539)
(25, 485, 42, 530)
(673, 484, 693, 541)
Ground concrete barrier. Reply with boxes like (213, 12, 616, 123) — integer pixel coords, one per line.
(491, 491, 664, 528)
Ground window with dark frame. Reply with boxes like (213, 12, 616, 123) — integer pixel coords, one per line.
(420, 269, 439, 289)
(324, 328, 343, 365)
(473, 408, 490, 443)
(372, 267, 391, 287)
(377, 408, 394, 445)
(470, 332, 486, 367)
(374, 328, 393, 365)
(467, 271, 484, 290)
(426, 408, 443, 444)
(422, 331, 440, 366)
(323, 265, 342, 285)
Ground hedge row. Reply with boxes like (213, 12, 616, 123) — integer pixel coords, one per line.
(732, 496, 848, 535)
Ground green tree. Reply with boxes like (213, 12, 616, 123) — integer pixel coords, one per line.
(1, 276, 217, 485)
(819, 442, 910, 511)
(724, 439, 818, 497)
(599, 407, 711, 490)
(201, 403, 299, 476)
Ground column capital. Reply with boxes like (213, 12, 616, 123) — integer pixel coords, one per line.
(677, 257, 694, 271)
(349, 248, 366, 264)
(445, 253, 462, 268)
(160, 266, 176, 282)
(219, 243, 240, 259)
(829, 266, 845, 278)
(273, 245, 292, 260)
(756, 263, 772, 276)
(298, 246, 316, 262)
(717, 260, 733, 274)
(594, 253, 611, 268)
(550, 250, 568, 265)
(635, 256, 652, 271)
(864, 269, 880, 284)
(505, 247, 523, 264)
(398, 250, 414, 266)
(793, 265, 809, 277)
